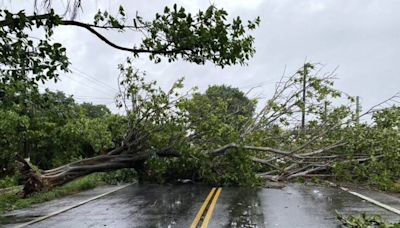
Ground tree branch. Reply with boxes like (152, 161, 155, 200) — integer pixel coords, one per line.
(61, 20, 169, 54)
(0, 13, 188, 55)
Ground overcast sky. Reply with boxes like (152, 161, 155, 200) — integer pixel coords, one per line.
(4, 0, 400, 113)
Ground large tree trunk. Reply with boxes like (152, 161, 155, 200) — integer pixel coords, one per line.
(16, 147, 179, 197)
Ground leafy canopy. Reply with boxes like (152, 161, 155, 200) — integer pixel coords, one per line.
(0, 4, 259, 87)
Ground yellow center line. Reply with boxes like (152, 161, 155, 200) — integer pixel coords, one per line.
(200, 187, 222, 228)
(190, 188, 216, 228)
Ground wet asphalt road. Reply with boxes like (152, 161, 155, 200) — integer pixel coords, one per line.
(2, 183, 400, 227)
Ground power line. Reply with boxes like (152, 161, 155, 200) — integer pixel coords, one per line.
(25, 35, 118, 93)
(73, 96, 115, 100)
(60, 74, 114, 95)
(70, 67, 119, 93)
(73, 97, 116, 105)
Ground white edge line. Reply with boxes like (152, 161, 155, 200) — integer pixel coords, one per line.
(16, 183, 133, 228)
(340, 186, 400, 215)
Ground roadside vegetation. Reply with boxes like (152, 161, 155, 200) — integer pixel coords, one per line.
(0, 169, 135, 214)
(337, 212, 400, 228)
(0, 174, 100, 214)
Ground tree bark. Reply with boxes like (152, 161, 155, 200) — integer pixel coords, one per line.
(16, 147, 180, 197)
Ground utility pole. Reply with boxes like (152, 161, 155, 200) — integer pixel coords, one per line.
(301, 64, 307, 131)
(324, 100, 328, 121)
(355, 96, 360, 124)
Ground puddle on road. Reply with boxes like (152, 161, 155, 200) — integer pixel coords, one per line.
(226, 188, 264, 227)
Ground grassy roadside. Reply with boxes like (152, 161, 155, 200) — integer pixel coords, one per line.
(0, 168, 136, 214)
(0, 174, 104, 214)
(336, 211, 400, 227)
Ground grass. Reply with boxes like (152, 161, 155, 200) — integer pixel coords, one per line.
(389, 182, 400, 193)
(0, 168, 137, 214)
(0, 174, 104, 214)
(0, 175, 19, 189)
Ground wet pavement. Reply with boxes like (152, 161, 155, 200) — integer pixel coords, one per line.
(0, 185, 123, 227)
(355, 188, 400, 211)
(1, 183, 399, 227)
(209, 184, 399, 227)
(24, 184, 210, 228)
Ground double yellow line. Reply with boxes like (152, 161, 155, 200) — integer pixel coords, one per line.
(190, 187, 222, 228)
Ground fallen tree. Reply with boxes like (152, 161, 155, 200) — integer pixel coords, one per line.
(15, 61, 400, 196)
(211, 142, 383, 182)
(16, 148, 179, 196)
(18, 60, 400, 195)
(4, 2, 400, 195)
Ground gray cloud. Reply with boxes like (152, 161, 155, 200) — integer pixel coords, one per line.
(3, 0, 399, 113)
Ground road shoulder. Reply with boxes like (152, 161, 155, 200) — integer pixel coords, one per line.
(0, 184, 129, 227)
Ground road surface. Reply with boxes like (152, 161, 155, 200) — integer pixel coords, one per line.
(1, 183, 399, 227)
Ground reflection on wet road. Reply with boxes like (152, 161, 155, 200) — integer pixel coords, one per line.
(2, 183, 399, 227)
(211, 184, 399, 227)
